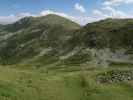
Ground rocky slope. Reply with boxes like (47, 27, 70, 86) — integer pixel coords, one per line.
(70, 18, 133, 66)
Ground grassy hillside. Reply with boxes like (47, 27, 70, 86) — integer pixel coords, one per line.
(1, 17, 133, 66)
(0, 16, 133, 100)
(4, 14, 80, 32)
(0, 65, 132, 100)
(73, 18, 133, 49)
(0, 14, 80, 65)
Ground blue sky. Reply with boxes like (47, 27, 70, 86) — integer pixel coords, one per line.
(0, 0, 133, 25)
(0, 0, 97, 15)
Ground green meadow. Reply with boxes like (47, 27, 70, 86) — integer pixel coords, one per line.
(0, 64, 132, 100)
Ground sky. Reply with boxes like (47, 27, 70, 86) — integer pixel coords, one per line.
(0, 0, 133, 25)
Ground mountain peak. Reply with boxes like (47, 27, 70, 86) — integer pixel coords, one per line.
(36, 14, 80, 29)
(4, 14, 80, 32)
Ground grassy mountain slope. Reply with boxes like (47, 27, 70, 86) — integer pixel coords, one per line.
(0, 14, 80, 65)
(1, 17, 133, 66)
(0, 16, 133, 100)
(73, 18, 133, 49)
(4, 14, 80, 32)
(56, 18, 133, 66)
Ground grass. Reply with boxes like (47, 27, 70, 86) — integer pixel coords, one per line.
(0, 65, 132, 100)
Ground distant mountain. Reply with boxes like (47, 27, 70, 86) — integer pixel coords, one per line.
(67, 18, 133, 66)
(73, 18, 133, 49)
(4, 14, 80, 32)
(0, 16, 133, 66)
(0, 14, 80, 65)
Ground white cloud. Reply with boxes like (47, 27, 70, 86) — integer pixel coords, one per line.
(0, 8, 132, 26)
(40, 10, 79, 23)
(92, 9, 109, 21)
(93, 10, 103, 16)
(103, 0, 133, 6)
(40, 10, 92, 25)
(40, 10, 75, 20)
(0, 15, 17, 24)
(92, 0, 133, 20)
(92, 5, 133, 22)
(73, 16, 98, 25)
(74, 3, 86, 13)
(0, 12, 34, 24)
(93, 9, 109, 18)
(0, 10, 90, 25)
(102, 6, 129, 18)
(0, 1, 133, 26)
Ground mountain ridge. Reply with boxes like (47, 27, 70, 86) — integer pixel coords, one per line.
(0, 14, 81, 65)
(0, 15, 133, 67)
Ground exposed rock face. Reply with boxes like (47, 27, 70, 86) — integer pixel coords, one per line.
(97, 70, 133, 83)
